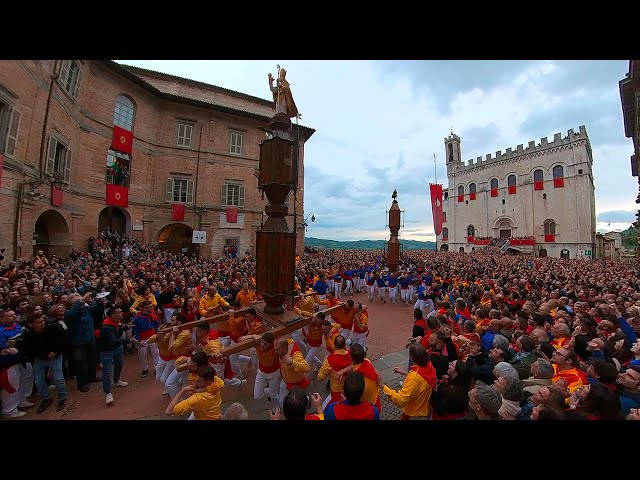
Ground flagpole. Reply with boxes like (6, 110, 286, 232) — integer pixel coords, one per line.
(434, 153, 437, 185)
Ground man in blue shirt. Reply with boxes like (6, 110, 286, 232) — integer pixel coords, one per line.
(387, 273, 399, 304)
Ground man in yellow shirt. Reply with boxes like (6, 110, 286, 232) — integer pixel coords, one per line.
(199, 287, 229, 317)
(165, 366, 224, 420)
(236, 282, 258, 308)
(317, 335, 351, 409)
(382, 343, 435, 420)
(275, 337, 310, 407)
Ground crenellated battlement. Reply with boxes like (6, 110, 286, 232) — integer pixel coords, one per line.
(458, 125, 589, 170)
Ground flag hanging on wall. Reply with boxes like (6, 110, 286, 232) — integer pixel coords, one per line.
(226, 207, 238, 223)
(429, 183, 443, 236)
(172, 203, 185, 221)
(106, 183, 129, 207)
(111, 125, 133, 154)
(51, 185, 63, 207)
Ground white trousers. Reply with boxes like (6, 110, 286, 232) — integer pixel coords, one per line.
(344, 280, 353, 294)
(389, 286, 398, 303)
(367, 285, 376, 300)
(316, 294, 327, 311)
(351, 332, 368, 349)
(305, 344, 323, 367)
(400, 289, 410, 303)
(229, 340, 251, 380)
(339, 327, 353, 343)
(138, 342, 160, 371)
(1, 363, 33, 415)
(377, 286, 386, 300)
(220, 336, 231, 348)
(155, 358, 175, 384)
(291, 329, 308, 355)
(334, 283, 342, 299)
(165, 368, 188, 399)
(254, 368, 281, 405)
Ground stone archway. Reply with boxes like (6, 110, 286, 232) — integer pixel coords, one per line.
(440, 244, 449, 252)
(34, 210, 69, 258)
(98, 206, 131, 235)
(560, 249, 570, 259)
(459, 246, 465, 253)
(538, 248, 548, 258)
(158, 223, 196, 256)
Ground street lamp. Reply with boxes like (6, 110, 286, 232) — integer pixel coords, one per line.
(303, 213, 316, 232)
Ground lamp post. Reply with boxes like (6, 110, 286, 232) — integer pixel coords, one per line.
(303, 213, 316, 232)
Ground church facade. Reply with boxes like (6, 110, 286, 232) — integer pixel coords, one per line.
(438, 126, 596, 259)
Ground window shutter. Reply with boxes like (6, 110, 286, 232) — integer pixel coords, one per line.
(5, 109, 20, 156)
(177, 124, 184, 146)
(63, 148, 71, 182)
(73, 67, 81, 99)
(239, 185, 245, 207)
(221, 184, 227, 206)
(186, 180, 194, 204)
(166, 178, 174, 202)
(237, 133, 243, 154)
(46, 137, 56, 174)
(59, 61, 70, 88)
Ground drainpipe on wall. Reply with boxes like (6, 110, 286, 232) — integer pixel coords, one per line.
(13, 60, 60, 260)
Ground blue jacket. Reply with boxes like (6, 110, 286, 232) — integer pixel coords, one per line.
(65, 300, 99, 345)
(132, 313, 158, 341)
(481, 330, 496, 353)
(618, 389, 640, 416)
(313, 280, 328, 295)
(0, 322, 24, 350)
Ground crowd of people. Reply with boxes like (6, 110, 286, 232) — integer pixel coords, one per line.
(1, 232, 639, 420)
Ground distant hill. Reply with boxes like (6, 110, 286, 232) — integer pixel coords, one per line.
(304, 237, 436, 250)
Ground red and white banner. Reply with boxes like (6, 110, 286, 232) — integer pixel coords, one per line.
(111, 125, 133, 154)
(429, 183, 443, 236)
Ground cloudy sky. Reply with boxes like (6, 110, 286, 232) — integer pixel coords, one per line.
(119, 60, 635, 241)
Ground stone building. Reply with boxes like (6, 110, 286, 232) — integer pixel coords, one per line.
(0, 60, 314, 261)
(619, 59, 639, 256)
(595, 231, 622, 261)
(438, 126, 596, 258)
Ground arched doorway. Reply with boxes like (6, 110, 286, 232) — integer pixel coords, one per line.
(459, 247, 465, 253)
(98, 206, 130, 235)
(560, 249, 570, 259)
(158, 223, 195, 256)
(440, 244, 449, 252)
(498, 220, 512, 238)
(34, 210, 69, 258)
(538, 248, 548, 258)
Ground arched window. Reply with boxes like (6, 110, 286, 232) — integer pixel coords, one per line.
(113, 95, 135, 131)
(469, 183, 477, 194)
(467, 225, 475, 237)
(544, 219, 556, 235)
(553, 165, 564, 178)
(507, 175, 516, 187)
(457, 185, 464, 196)
(444, 191, 448, 200)
(533, 169, 543, 182)
(448, 143, 453, 162)
(490, 178, 498, 189)
(442, 227, 449, 239)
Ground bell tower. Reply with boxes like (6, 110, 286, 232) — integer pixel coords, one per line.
(444, 130, 462, 175)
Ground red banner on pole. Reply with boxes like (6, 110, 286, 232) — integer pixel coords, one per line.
(429, 184, 443, 236)
(172, 203, 185, 221)
(226, 207, 238, 223)
(105, 184, 129, 207)
(51, 185, 63, 207)
(111, 125, 133, 154)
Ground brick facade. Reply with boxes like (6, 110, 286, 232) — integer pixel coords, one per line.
(0, 60, 313, 261)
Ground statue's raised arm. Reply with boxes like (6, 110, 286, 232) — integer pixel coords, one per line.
(267, 68, 300, 119)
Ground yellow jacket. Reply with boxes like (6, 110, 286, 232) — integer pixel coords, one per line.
(280, 339, 310, 385)
(383, 370, 432, 417)
(129, 294, 157, 313)
(236, 290, 257, 307)
(169, 329, 193, 356)
(173, 377, 225, 420)
(199, 293, 229, 316)
(317, 349, 350, 393)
